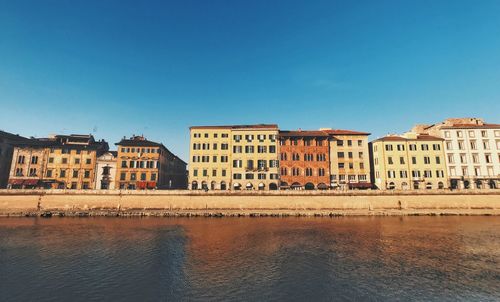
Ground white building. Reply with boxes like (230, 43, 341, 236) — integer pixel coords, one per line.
(413, 118, 500, 189)
(95, 151, 117, 190)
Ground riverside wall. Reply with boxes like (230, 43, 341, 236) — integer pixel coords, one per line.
(0, 189, 499, 216)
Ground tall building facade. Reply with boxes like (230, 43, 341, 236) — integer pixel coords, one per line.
(0, 130, 28, 188)
(412, 118, 500, 189)
(189, 125, 279, 190)
(279, 130, 330, 190)
(8, 134, 109, 189)
(370, 133, 448, 190)
(115, 135, 187, 190)
(323, 129, 372, 190)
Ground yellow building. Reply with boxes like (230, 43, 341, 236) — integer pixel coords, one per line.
(370, 133, 448, 190)
(115, 135, 187, 190)
(321, 129, 372, 190)
(189, 125, 280, 190)
(8, 134, 109, 189)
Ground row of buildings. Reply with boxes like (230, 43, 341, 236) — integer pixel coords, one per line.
(0, 134, 187, 190)
(1, 117, 499, 191)
(189, 118, 500, 191)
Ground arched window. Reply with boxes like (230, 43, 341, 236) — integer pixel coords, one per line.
(220, 181, 227, 190)
(304, 183, 315, 190)
(211, 181, 216, 190)
(426, 182, 432, 190)
(401, 182, 408, 190)
(388, 182, 395, 190)
(191, 181, 198, 190)
(269, 183, 278, 190)
(438, 182, 444, 189)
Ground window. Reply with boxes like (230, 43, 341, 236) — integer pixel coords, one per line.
(193, 170, 198, 177)
(400, 157, 405, 164)
(245, 173, 254, 179)
(412, 170, 421, 178)
(400, 170, 408, 178)
(31, 156, 38, 164)
(60, 169, 66, 178)
(17, 155, 25, 164)
(337, 140, 344, 146)
(86, 158, 91, 165)
(318, 168, 325, 176)
(202, 170, 208, 177)
(212, 170, 217, 177)
(444, 131, 450, 138)
(481, 130, 487, 138)
(338, 152, 344, 158)
(358, 140, 363, 147)
(424, 156, 430, 164)
(421, 144, 429, 151)
(424, 170, 432, 178)
(385, 144, 393, 151)
(305, 168, 313, 176)
(269, 146, 276, 153)
(485, 154, 492, 163)
(257, 146, 267, 153)
(347, 140, 352, 146)
(457, 131, 463, 138)
(212, 156, 217, 163)
(258, 173, 266, 180)
(468, 131, 475, 138)
(472, 154, 479, 164)
(435, 156, 441, 164)
(233, 173, 242, 179)
(460, 154, 467, 164)
(29, 168, 37, 176)
(348, 152, 353, 159)
(62, 158, 68, 164)
(359, 152, 364, 159)
(233, 146, 242, 153)
(483, 140, 490, 149)
(388, 157, 393, 165)
(245, 146, 254, 153)
(409, 144, 417, 151)
(15, 168, 23, 176)
(247, 160, 254, 169)
(458, 141, 465, 150)
(269, 160, 278, 168)
(130, 173, 137, 180)
(46, 170, 53, 178)
(233, 160, 242, 168)
(412, 157, 417, 165)
(446, 141, 452, 150)
(447, 154, 454, 164)
(221, 143, 229, 150)
(222, 170, 226, 177)
(48, 157, 54, 163)
(470, 140, 477, 150)
(151, 173, 157, 181)
(432, 144, 441, 151)
(397, 144, 405, 151)
(83, 170, 90, 179)
(387, 171, 396, 178)
(257, 160, 266, 169)
(213, 143, 218, 150)
(141, 173, 146, 180)
(338, 163, 345, 169)
(73, 170, 79, 178)
(359, 175, 367, 181)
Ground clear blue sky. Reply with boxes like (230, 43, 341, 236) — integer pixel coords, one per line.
(1, 0, 499, 160)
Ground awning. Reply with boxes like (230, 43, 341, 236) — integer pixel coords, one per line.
(23, 179, 39, 186)
(317, 183, 329, 189)
(147, 181, 156, 189)
(8, 179, 24, 185)
(136, 181, 147, 189)
(349, 183, 372, 189)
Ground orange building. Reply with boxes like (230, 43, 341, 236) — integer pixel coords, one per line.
(279, 130, 330, 189)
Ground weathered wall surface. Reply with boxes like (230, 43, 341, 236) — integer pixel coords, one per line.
(0, 190, 499, 214)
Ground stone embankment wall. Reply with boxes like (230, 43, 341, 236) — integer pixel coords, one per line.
(0, 189, 499, 216)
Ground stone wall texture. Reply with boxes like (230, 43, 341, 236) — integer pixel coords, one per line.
(0, 190, 499, 214)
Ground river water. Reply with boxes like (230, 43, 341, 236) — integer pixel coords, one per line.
(0, 217, 499, 301)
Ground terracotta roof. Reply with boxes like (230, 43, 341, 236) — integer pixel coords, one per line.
(115, 139, 163, 147)
(279, 130, 329, 137)
(371, 134, 444, 143)
(321, 129, 371, 136)
(190, 124, 278, 130)
(439, 123, 500, 129)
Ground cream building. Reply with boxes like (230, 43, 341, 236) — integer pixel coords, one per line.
(189, 125, 280, 190)
(95, 151, 117, 190)
(321, 129, 371, 190)
(412, 118, 500, 189)
(370, 133, 448, 190)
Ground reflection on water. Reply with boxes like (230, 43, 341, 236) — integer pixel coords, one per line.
(1, 217, 499, 301)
